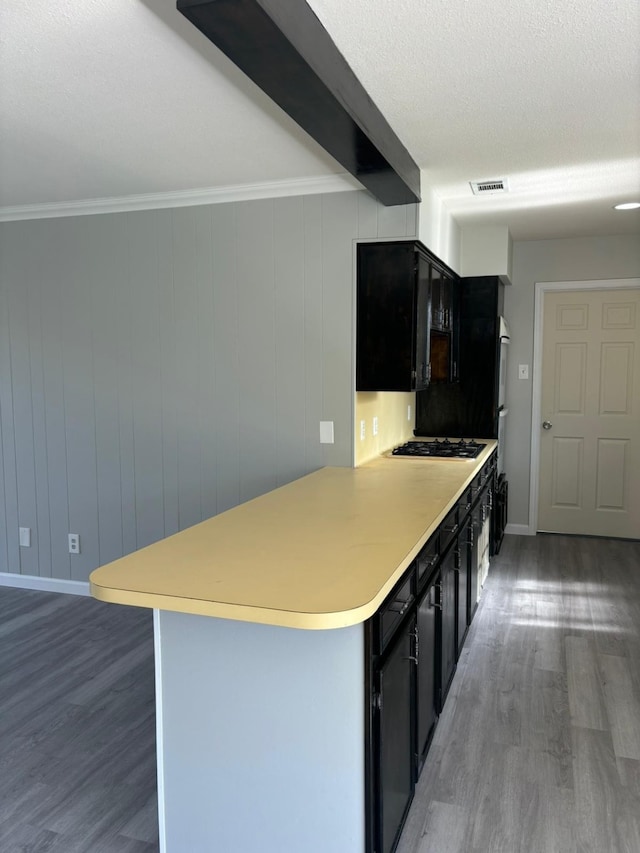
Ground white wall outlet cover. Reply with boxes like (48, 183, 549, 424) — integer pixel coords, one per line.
(68, 533, 81, 555)
(19, 527, 31, 547)
(319, 421, 335, 444)
(372, 416, 378, 436)
(407, 404, 412, 421)
(359, 420, 365, 440)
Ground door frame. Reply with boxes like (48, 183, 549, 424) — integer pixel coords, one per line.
(528, 277, 640, 534)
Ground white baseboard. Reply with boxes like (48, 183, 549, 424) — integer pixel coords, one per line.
(505, 523, 535, 536)
(0, 572, 90, 596)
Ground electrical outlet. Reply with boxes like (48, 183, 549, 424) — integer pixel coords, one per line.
(68, 533, 80, 555)
(372, 416, 378, 436)
(518, 364, 529, 380)
(19, 527, 31, 547)
(407, 404, 412, 422)
(359, 420, 366, 441)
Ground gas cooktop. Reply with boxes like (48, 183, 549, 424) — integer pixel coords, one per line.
(391, 439, 485, 459)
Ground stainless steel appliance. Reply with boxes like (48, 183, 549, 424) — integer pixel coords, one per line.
(497, 316, 510, 476)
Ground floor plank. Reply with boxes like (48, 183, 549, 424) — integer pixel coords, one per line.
(0, 587, 158, 853)
(397, 533, 640, 853)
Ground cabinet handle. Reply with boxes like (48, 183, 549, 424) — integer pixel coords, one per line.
(389, 598, 411, 616)
(421, 554, 438, 573)
(443, 522, 459, 537)
(434, 581, 443, 610)
(404, 655, 418, 664)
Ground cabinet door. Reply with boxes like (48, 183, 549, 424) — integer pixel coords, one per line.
(468, 510, 480, 621)
(456, 527, 470, 654)
(416, 580, 438, 766)
(449, 277, 460, 381)
(378, 617, 415, 853)
(442, 274, 453, 330)
(356, 242, 431, 392)
(439, 548, 457, 710)
(414, 252, 431, 390)
(430, 265, 443, 328)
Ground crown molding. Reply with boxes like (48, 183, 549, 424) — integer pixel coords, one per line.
(0, 174, 361, 222)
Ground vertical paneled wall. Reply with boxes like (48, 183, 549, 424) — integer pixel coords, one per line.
(0, 190, 417, 582)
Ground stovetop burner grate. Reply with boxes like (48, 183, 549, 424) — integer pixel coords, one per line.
(391, 439, 485, 459)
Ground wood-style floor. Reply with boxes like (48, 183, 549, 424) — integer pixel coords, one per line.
(1, 533, 639, 852)
(0, 588, 158, 853)
(398, 533, 640, 853)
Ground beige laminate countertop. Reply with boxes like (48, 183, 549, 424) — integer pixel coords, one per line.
(90, 441, 496, 630)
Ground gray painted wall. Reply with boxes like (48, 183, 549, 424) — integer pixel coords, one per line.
(0, 191, 417, 581)
(504, 234, 640, 527)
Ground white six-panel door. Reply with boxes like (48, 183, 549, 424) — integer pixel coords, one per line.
(537, 288, 640, 538)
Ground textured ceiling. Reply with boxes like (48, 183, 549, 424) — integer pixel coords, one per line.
(1, 0, 639, 240)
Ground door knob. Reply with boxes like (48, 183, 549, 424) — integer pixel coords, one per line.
(542, 421, 553, 430)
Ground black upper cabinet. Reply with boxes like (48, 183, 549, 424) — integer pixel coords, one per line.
(356, 241, 458, 392)
(356, 242, 430, 392)
(415, 276, 504, 438)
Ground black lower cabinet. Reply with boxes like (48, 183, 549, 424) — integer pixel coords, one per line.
(438, 546, 457, 711)
(416, 577, 438, 768)
(377, 616, 416, 853)
(366, 448, 497, 853)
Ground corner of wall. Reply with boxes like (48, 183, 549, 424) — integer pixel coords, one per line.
(354, 392, 416, 466)
(416, 176, 461, 272)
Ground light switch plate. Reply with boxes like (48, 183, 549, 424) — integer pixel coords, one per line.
(319, 421, 334, 444)
(518, 364, 529, 380)
(19, 527, 31, 547)
(372, 416, 378, 436)
(359, 420, 365, 441)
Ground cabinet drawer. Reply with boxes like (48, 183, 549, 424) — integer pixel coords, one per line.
(469, 472, 483, 506)
(378, 573, 414, 652)
(458, 487, 473, 522)
(439, 505, 459, 553)
(417, 533, 439, 586)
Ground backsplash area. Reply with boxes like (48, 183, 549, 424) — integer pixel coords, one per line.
(354, 392, 415, 465)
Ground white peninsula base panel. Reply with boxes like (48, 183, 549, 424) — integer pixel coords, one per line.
(153, 610, 366, 853)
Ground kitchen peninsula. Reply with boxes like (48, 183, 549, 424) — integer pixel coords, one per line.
(90, 442, 496, 853)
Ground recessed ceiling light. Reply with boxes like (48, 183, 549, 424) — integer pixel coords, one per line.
(613, 201, 640, 210)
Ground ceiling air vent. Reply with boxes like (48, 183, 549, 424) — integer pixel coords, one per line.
(470, 178, 509, 195)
